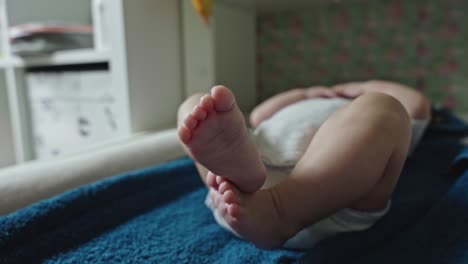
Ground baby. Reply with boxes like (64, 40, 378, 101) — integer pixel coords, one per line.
(177, 80, 431, 249)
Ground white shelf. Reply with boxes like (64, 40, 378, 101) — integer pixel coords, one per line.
(1, 48, 111, 68)
(0, 0, 183, 165)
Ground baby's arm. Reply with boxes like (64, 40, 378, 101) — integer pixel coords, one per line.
(332, 80, 431, 120)
(250, 87, 336, 127)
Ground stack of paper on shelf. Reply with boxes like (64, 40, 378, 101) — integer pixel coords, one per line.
(10, 23, 93, 56)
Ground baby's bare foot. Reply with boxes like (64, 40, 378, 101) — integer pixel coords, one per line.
(178, 86, 266, 193)
(214, 180, 298, 249)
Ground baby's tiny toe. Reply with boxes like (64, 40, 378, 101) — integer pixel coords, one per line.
(218, 200, 228, 216)
(223, 190, 238, 204)
(218, 181, 232, 195)
(192, 105, 207, 120)
(211, 85, 235, 112)
(184, 114, 198, 129)
(227, 203, 241, 219)
(200, 94, 214, 111)
(178, 125, 191, 143)
(206, 171, 219, 190)
(216, 176, 226, 186)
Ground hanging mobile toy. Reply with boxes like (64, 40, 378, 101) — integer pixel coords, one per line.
(192, 0, 213, 25)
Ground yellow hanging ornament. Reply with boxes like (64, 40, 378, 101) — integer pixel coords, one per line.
(192, 0, 213, 25)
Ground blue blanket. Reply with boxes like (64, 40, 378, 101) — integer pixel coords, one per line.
(1, 108, 468, 264)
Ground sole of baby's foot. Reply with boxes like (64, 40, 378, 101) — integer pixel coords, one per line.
(216, 181, 297, 249)
(178, 86, 266, 193)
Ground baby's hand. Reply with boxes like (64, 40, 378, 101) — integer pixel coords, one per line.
(332, 82, 365, 99)
(305, 86, 338, 99)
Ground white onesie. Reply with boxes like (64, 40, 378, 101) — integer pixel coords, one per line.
(206, 98, 429, 249)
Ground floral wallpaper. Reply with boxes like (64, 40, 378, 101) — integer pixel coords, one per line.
(257, 0, 468, 113)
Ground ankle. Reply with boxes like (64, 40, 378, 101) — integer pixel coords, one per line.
(267, 187, 301, 241)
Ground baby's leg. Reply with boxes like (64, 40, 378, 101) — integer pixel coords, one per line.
(214, 92, 411, 248)
(279, 92, 411, 224)
(177, 86, 266, 193)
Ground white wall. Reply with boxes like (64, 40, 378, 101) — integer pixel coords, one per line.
(182, 0, 215, 96)
(214, 3, 256, 112)
(123, 0, 183, 131)
(0, 72, 15, 167)
(182, 0, 256, 113)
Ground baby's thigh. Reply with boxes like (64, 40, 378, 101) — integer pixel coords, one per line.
(298, 93, 410, 208)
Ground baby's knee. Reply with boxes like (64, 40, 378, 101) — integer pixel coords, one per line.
(349, 93, 411, 134)
(359, 93, 409, 119)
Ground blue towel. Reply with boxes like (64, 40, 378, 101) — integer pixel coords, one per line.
(0, 108, 468, 264)
(0, 158, 301, 263)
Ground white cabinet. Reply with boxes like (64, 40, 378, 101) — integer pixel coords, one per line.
(0, 0, 182, 164)
(26, 68, 126, 159)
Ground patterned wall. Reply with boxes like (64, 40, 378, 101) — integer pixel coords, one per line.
(257, 0, 468, 113)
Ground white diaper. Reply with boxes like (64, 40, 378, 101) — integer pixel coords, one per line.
(206, 98, 429, 249)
